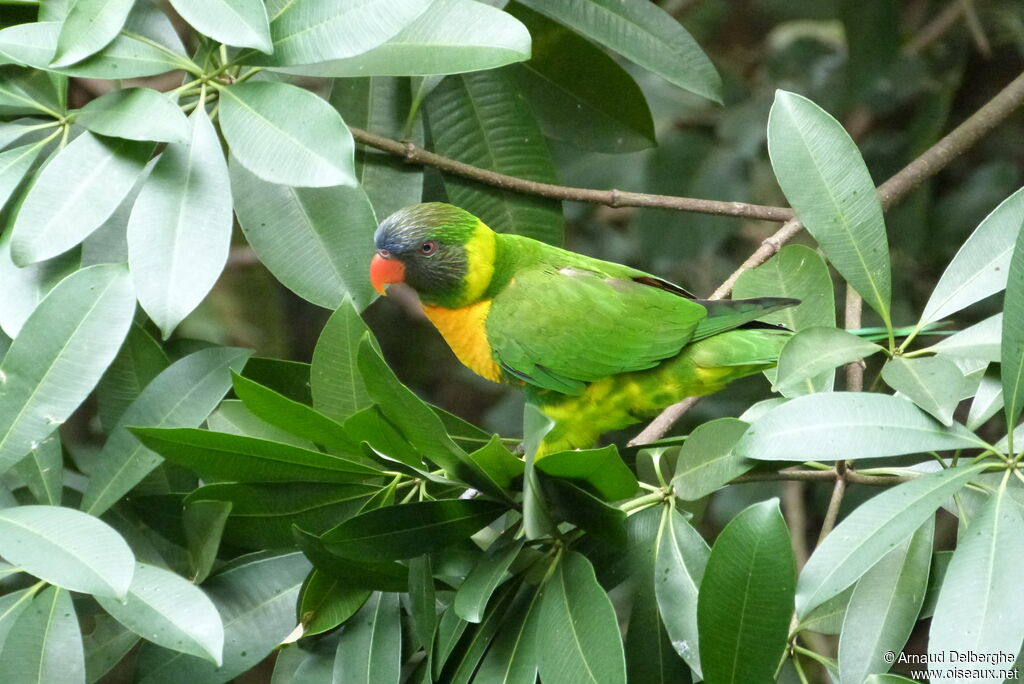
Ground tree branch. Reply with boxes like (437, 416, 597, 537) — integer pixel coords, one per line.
(347, 126, 794, 222)
(631, 68, 1024, 445)
(730, 468, 916, 486)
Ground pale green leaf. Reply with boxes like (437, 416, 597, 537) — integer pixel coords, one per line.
(932, 313, 1002, 363)
(0, 587, 84, 684)
(775, 328, 882, 397)
(881, 356, 972, 426)
(333, 592, 401, 684)
(0, 233, 78, 339)
(51, 0, 135, 67)
(168, 0, 271, 52)
(655, 507, 709, 675)
(671, 417, 752, 500)
(1002, 209, 1024, 442)
(76, 87, 190, 143)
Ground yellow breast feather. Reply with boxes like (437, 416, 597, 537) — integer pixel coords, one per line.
(422, 300, 502, 383)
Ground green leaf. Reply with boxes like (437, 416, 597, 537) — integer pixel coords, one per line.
(1002, 209, 1024, 442)
(0, 22, 189, 79)
(837, 522, 932, 684)
(260, 0, 432, 67)
(406, 555, 437, 648)
(919, 550, 952, 620)
(311, 300, 375, 421)
(671, 417, 752, 500)
(187, 482, 377, 548)
(128, 105, 232, 339)
(0, 263, 134, 472)
(507, 3, 655, 153)
(330, 77, 424, 222)
(697, 498, 795, 684)
(538, 551, 626, 684)
(131, 428, 382, 483)
(443, 583, 520, 684)
(516, 0, 720, 102)
(96, 562, 224, 665)
(0, 589, 41, 654)
(425, 70, 563, 245)
(344, 406, 424, 470)
(277, 0, 530, 77)
(272, 636, 339, 683)
(51, 0, 135, 67)
(0, 234, 78, 340)
(522, 404, 556, 540)
(919, 186, 1024, 327)
(95, 323, 168, 433)
(0, 587, 84, 684)
(229, 159, 376, 309)
(333, 592, 401, 684)
(320, 499, 505, 561)
(797, 585, 854, 635)
(0, 139, 48, 213)
(135, 551, 311, 684)
(231, 371, 359, 454)
(14, 431, 61, 505)
(796, 462, 987, 616)
(774, 327, 882, 397)
(83, 613, 140, 683)
(928, 484, 1024, 667)
(454, 538, 524, 623)
(75, 87, 190, 143)
(932, 313, 1002, 363)
(168, 0, 271, 52)
(220, 81, 355, 188)
(183, 499, 231, 584)
(293, 526, 409, 592)
(534, 444, 637, 501)
(544, 478, 626, 546)
(655, 507, 710, 675)
(10, 132, 151, 264)
(768, 90, 892, 327)
(0, 68, 62, 116)
(473, 583, 542, 684)
(0, 505, 134, 598)
(208, 400, 314, 449)
(736, 393, 984, 462)
(298, 568, 370, 637)
(82, 346, 252, 516)
(466, 435, 524, 490)
(967, 371, 1004, 431)
(881, 356, 972, 426)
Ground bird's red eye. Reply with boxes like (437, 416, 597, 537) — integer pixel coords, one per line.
(377, 248, 391, 258)
(421, 241, 436, 255)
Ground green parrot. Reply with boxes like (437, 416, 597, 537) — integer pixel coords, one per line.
(370, 203, 797, 457)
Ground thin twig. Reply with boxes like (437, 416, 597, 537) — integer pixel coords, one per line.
(632, 69, 1024, 444)
(730, 469, 916, 487)
(906, 0, 967, 54)
(347, 127, 794, 222)
(783, 481, 809, 568)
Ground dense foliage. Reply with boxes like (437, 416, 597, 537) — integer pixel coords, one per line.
(0, 0, 1023, 682)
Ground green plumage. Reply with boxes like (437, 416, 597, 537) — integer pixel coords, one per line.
(373, 203, 798, 456)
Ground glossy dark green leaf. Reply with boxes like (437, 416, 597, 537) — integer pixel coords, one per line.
(425, 70, 563, 245)
(0, 263, 135, 472)
(655, 506, 709, 674)
(95, 323, 168, 433)
(230, 159, 376, 309)
(168, 0, 271, 52)
(796, 462, 987, 616)
(51, 0, 134, 67)
(294, 526, 409, 592)
(187, 481, 377, 548)
(333, 592, 401, 684)
(209, 400, 315, 449)
(881, 356, 972, 426)
(280, 0, 530, 77)
(220, 81, 355, 188)
(508, 3, 654, 153)
(516, 0, 721, 102)
(736, 393, 985, 462)
(768, 90, 892, 328)
(534, 445, 637, 501)
(444, 582, 520, 684)
(96, 562, 224, 665)
(455, 538, 523, 623)
(260, 0, 432, 67)
(131, 428, 382, 483)
(298, 568, 370, 637)
(538, 551, 626, 684)
(311, 299, 375, 421)
(183, 499, 231, 584)
(466, 435, 524, 489)
(0, 587, 83, 684)
(82, 346, 252, 516)
(545, 478, 626, 546)
(135, 551, 310, 684)
(928, 484, 1024, 667)
(271, 636, 338, 684)
(773, 327, 883, 397)
(837, 522, 932, 684)
(0, 505, 134, 598)
(320, 499, 505, 561)
(1003, 206, 1024, 443)
(231, 371, 359, 454)
(697, 498, 795, 684)
(75, 87, 190, 143)
(344, 407, 425, 470)
(473, 582, 542, 684)
(407, 554, 437, 648)
(11, 132, 151, 264)
(522, 405, 556, 540)
(14, 431, 61, 505)
(128, 106, 233, 339)
(330, 77, 424, 221)
(239, 357, 312, 404)
(671, 417, 752, 500)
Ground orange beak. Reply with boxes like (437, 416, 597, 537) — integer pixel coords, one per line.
(370, 253, 405, 296)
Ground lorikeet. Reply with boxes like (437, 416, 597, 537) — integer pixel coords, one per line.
(370, 203, 797, 457)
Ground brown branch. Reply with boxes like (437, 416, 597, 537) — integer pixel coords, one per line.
(630, 69, 1024, 445)
(347, 126, 794, 222)
(730, 468, 916, 487)
(906, 0, 967, 55)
